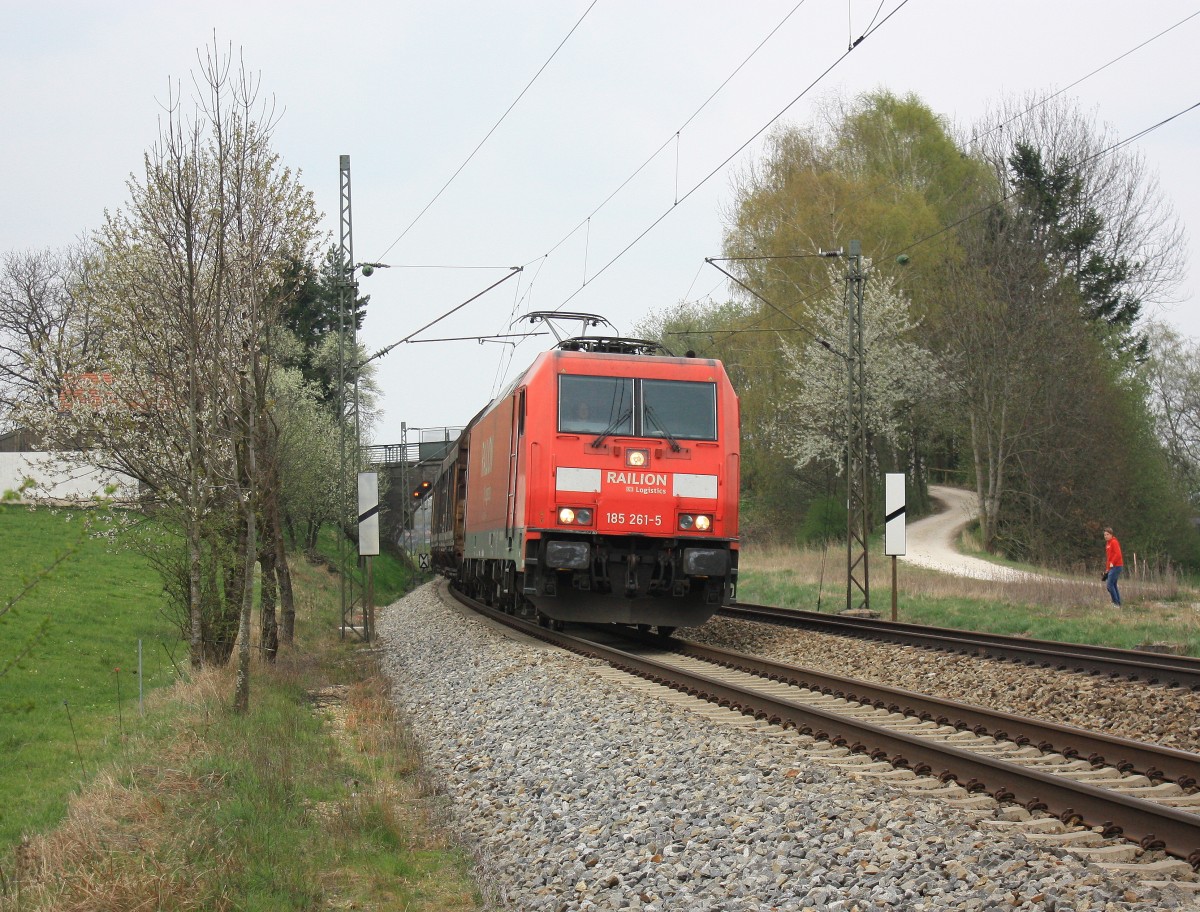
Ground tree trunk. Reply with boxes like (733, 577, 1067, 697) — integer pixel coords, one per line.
(187, 520, 204, 669)
(259, 538, 278, 663)
(274, 497, 296, 646)
(207, 522, 243, 665)
(234, 498, 255, 713)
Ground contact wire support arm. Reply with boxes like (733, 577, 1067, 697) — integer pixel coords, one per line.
(360, 267, 523, 367)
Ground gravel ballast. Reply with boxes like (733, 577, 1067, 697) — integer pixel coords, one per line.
(378, 584, 1196, 911)
(681, 617, 1200, 753)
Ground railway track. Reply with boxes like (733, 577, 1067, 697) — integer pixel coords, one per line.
(721, 603, 1200, 691)
(451, 587, 1200, 874)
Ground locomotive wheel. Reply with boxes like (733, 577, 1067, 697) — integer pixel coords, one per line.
(537, 614, 551, 628)
(657, 626, 676, 637)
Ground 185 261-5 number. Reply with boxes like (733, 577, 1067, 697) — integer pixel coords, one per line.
(606, 512, 663, 527)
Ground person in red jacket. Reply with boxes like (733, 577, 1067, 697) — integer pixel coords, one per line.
(1103, 527, 1124, 606)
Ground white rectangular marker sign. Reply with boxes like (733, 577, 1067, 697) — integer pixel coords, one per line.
(358, 472, 380, 557)
(884, 473, 905, 556)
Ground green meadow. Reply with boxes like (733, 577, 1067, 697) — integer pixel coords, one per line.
(0, 506, 477, 911)
(0, 506, 180, 846)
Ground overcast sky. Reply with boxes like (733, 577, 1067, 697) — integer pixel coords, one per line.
(4, 1, 1198, 445)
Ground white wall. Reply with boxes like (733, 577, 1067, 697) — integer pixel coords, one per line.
(0, 452, 137, 502)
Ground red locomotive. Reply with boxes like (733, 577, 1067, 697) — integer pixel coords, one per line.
(431, 324, 739, 632)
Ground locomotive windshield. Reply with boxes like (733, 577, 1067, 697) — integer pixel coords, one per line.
(642, 379, 717, 441)
(558, 375, 633, 434)
(558, 375, 717, 440)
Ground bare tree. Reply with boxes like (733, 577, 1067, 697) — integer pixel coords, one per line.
(971, 94, 1187, 328)
(0, 244, 106, 428)
(936, 203, 1082, 550)
(20, 42, 319, 711)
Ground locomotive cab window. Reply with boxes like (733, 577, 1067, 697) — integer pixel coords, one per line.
(558, 375, 633, 434)
(558, 375, 717, 440)
(641, 379, 717, 442)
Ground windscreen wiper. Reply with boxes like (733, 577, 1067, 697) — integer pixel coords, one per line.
(590, 408, 631, 448)
(644, 406, 682, 452)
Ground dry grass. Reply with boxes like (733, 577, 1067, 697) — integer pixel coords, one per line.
(2, 630, 480, 912)
(1, 669, 234, 912)
(744, 541, 1190, 604)
(740, 542, 1200, 642)
(306, 658, 479, 911)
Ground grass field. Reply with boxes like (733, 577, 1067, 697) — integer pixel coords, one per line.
(0, 506, 181, 848)
(0, 507, 478, 911)
(739, 541, 1200, 655)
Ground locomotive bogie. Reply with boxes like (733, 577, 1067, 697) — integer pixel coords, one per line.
(522, 532, 738, 625)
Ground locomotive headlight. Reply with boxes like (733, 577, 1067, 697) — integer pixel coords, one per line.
(694, 514, 712, 532)
(679, 514, 694, 530)
(625, 448, 649, 468)
(558, 507, 594, 526)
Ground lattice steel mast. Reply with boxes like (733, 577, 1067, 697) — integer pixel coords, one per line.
(844, 240, 870, 613)
(338, 154, 367, 640)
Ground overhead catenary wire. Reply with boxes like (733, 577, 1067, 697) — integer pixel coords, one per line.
(848, 0, 889, 51)
(482, 0, 820, 388)
(1004, 9, 1200, 136)
(491, 255, 551, 392)
(705, 256, 846, 358)
(375, 0, 599, 262)
(523, 0, 815, 269)
(491, 267, 533, 398)
(358, 267, 524, 368)
(376, 263, 525, 270)
(403, 332, 548, 344)
(678, 260, 708, 306)
(546, 0, 913, 314)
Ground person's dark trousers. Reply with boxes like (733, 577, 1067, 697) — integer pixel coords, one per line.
(1106, 565, 1123, 606)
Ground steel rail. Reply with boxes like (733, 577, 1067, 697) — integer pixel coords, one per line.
(655, 635, 1200, 789)
(720, 603, 1200, 690)
(447, 587, 1200, 867)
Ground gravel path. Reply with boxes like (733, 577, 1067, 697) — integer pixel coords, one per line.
(378, 583, 1196, 911)
(902, 486, 1053, 582)
(681, 617, 1200, 753)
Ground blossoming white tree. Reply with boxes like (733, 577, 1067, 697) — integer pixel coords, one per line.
(21, 44, 319, 711)
(775, 265, 943, 478)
